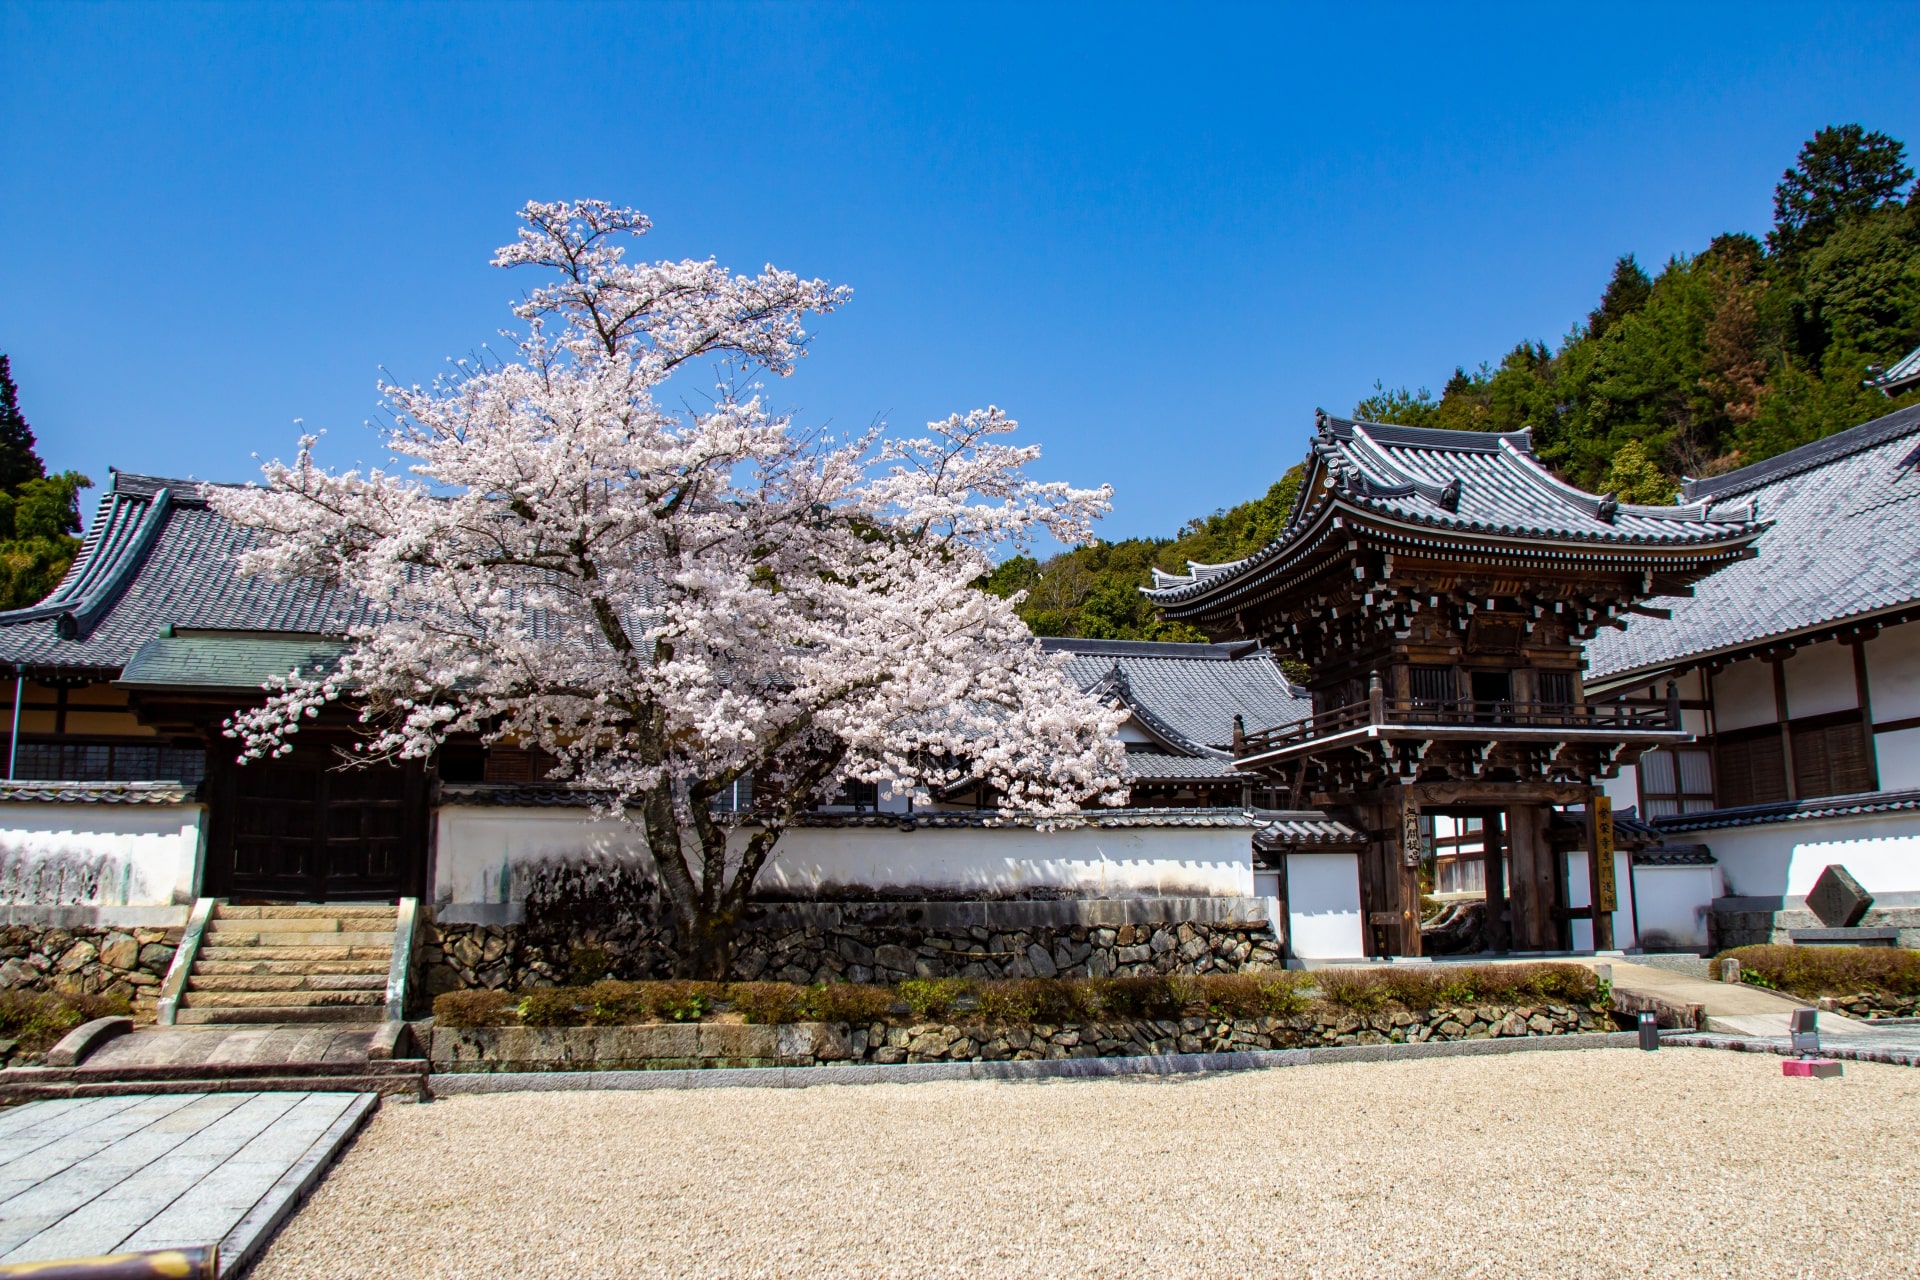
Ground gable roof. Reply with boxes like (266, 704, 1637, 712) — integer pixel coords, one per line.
(1042, 637, 1309, 754)
(0, 472, 373, 675)
(1586, 402, 1920, 683)
(1865, 343, 1920, 395)
(1143, 412, 1764, 615)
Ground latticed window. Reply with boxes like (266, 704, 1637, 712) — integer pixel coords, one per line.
(1715, 730, 1788, 808)
(1408, 664, 1453, 705)
(833, 779, 879, 810)
(1790, 714, 1873, 799)
(1638, 747, 1714, 816)
(1536, 670, 1575, 707)
(10, 739, 206, 783)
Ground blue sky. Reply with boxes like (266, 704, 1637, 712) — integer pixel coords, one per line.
(3, 4, 1918, 543)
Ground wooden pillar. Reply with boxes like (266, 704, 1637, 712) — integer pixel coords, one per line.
(1483, 811, 1510, 953)
(1586, 792, 1617, 951)
(1395, 789, 1424, 958)
(1506, 804, 1559, 951)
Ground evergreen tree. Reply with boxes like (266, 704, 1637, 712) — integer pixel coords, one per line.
(0, 357, 45, 494)
(0, 357, 87, 610)
(1768, 125, 1914, 261)
(1587, 255, 1653, 341)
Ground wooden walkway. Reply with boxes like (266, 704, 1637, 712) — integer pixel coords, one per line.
(0, 1091, 375, 1276)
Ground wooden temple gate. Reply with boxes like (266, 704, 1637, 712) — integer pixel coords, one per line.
(1150, 413, 1761, 956)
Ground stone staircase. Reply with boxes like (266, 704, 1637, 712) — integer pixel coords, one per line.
(174, 904, 401, 1025)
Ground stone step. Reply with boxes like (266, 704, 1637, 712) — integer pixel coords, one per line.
(202, 929, 399, 947)
(198, 945, 392, 963)
(180, 989, 385, 1009)
(186, 974, 388, 993)
(0, 1071, 425, 1102)
(193, 959, 391, 976)
(212, 905, 399, 920)
(172, 1006, 387, 1026)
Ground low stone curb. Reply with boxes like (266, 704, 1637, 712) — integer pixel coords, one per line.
(219, 1091, 381, 1278)
(1665, 1033, 1920, 1067)
(427, 1030, 1638, 1095)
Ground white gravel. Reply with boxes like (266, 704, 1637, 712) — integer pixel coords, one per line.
(255, 1049, 1920, 1279)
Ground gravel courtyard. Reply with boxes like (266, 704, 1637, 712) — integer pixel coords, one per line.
(256, 1049, 1920, 1279)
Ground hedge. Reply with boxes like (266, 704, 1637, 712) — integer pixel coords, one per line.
(432, 962, 1600, 1029)
(1719, 945, 1920, 998)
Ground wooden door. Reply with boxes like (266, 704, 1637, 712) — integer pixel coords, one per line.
(209, 747, 424, 902)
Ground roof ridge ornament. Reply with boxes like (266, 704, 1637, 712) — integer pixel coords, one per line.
(1595, 493, 1618, 524)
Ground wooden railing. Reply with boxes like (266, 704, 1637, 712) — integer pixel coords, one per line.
(1233, 683, 1681, 759)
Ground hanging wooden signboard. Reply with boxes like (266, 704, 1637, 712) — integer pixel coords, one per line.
(1402, 798, 1424, 868)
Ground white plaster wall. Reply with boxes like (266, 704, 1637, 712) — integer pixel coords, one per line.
(1783, 641, 1858, 720)
(432, 807, 1255, 905)
(1876, 726, 1920, 791)
(760, 826, 1256, 899)
(1711, 658, 1776, 731)
(1565, 849, 1632, 952)
(1630, 864, 1722, 952)
(1602, 766, 1638, 812)
(1866, 622, 1920, 722)
(1285, 852, 1364, 960)
(1785, 834, 1920, 897)
(1703, 808, 1920, 898)
(0, 804, 204, 907)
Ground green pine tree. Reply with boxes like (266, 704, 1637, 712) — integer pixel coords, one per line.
(0, 358, 88, 610)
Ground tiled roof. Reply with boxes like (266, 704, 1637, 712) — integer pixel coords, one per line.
(1043, 637, 1309, 752)
(1586, 404, 1920, 681)
(1119, 748, 1251, 783)
(0, 472, 374, 673)
(1144, 413, 1763, 610)
(1649, 787, 1920, 833)
(0, 780, 201, 805)
(1865, 343, 1920, 394)
(116, 635, 348, 690)
(1251, 812, 1366, 849)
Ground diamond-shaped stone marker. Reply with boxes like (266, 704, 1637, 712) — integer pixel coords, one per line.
(1806, 863, 1874, 929)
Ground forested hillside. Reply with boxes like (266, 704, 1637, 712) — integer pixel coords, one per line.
(989, 124, 1920, 639)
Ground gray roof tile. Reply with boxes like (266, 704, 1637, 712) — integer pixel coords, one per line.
(1587, 403, 1920, 681)
(0, 473, 374, 672)
(1043, 638, 1310, 752)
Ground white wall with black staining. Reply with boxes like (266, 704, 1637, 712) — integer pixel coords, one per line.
(0, 803, 204, 907)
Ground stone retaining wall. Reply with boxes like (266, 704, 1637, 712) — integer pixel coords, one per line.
(423, 903, 1281, 998)
(431, 1003, 1607, 1071)
(1712, 903, 1920, 950)
(0, 924, 179, 1015)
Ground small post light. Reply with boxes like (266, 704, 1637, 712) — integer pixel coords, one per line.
(1637, 1010, 1659, 1051)
(1783, 1007, 1842, 1078)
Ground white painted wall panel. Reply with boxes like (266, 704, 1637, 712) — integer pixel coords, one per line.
(1711, 658, 1777, 731)
(1875, 726, 1920, 791)
(1783, 640, 1858, 719)
(432, 807, 1255, 906)
(1867, 623, 1920, 722)
(1705, 808, 1920, 898)
(0, 804, 204, 907)
(1786, 834, 1920, 897)
(1630, 864, 1720, 951)
(1284, 852, 1364, 960)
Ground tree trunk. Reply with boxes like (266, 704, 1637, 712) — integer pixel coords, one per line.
(678, 903, 738, 981)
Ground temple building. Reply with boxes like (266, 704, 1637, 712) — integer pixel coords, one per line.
(1144, 413, 1767, 957)
(1584, 400, 1920, 950)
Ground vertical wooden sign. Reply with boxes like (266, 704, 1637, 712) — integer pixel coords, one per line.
(1591, 795, 1617, 912)
(1401, 798, 1423, 868)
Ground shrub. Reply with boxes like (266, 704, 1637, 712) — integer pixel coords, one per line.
(975, 978, 1088, 1024)
(568, 944, 613, 985)
(516, 987, 584, 1027)
(1316, 969, 1390, 1013)
(0, 989, 131, 1053)
(805, 982, 894, 1024)
(898, 977, 970, 1021)
(433, 988, 518, 1028)
(643, 980, 719, 1022)
(726, 982, 809, 1024)
(1722, 945, 1920, 998)
(1090, 975, 1185, 1020)
(1193, 972, 1307, 1018)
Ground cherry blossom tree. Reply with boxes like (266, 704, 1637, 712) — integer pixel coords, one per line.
(213, 201, 1127, 977)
